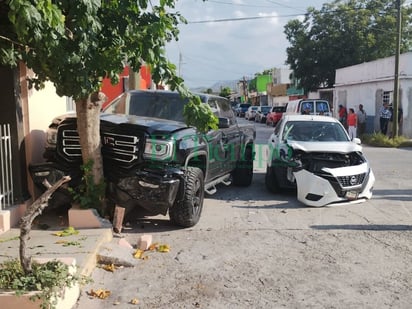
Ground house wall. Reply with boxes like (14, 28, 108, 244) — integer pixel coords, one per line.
(334, 52, 412, 138)
(27, 80, 68, 165)
(272, 68, 292, 84)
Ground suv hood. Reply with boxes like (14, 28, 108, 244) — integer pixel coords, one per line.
(100, 113, 187, 135)
(287, 140, 362, 154)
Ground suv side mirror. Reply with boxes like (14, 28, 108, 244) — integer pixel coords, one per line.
(218, 117, 230, 128)
(353, 137, 361, 144)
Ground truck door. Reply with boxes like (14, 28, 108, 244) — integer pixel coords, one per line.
(216, 98, 241, 174)
(204, 97, 240, 181)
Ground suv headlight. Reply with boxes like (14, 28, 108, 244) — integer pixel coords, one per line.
(46, 128, 58, 148)
(143, 139, 174, 161)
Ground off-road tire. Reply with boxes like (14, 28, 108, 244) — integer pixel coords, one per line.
(265, 165, 280, 193)
(232, 146, 253, 186)
(169, 167, 204, 227)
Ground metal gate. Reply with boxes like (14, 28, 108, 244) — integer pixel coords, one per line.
(0, 124, 13, 210)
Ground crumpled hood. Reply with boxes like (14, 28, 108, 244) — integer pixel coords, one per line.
(100, 113, 187, 135)
(287, 140, 363, 154)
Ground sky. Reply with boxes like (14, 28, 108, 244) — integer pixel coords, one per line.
(165, 0, 329, 89)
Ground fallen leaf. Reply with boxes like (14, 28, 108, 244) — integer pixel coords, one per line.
(101, 263, 117, 272)
(148, 242, 159, 251)
(87, 289, 111, 299)
(133, 249, 145, 259)
(157, 244, 170, 253)
(53, 226, 79, 237)
(130, 298, 139, 305)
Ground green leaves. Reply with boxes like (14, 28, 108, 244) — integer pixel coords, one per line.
(0, 259, 87, 309)
(183, 93, 218, 133)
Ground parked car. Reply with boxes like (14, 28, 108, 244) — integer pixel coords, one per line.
(266, 105, 286, 127)
(30, 91, 255, 227)
(254, 106, 272, 123)
(235, 103, 251, 117)
(245, 106, 258, 120)
(265, 114, 375, 207)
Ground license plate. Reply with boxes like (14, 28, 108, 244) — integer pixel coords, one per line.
(345, 191, 358, 200)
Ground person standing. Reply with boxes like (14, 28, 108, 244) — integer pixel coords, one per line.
(338, 105, 348, 130)
(347, 108, 357, 140)
(356, 104, 366, 137)
(379, 103, 391, 135)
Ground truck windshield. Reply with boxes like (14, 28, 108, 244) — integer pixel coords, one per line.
(105, 92, 187, 122)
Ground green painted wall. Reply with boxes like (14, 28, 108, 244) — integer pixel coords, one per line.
(256, 75, 271, 92)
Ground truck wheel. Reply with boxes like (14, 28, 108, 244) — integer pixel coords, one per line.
(169, 167, 204, 227)
(265, 165, 280, 193)
(232, 146, 253, 186)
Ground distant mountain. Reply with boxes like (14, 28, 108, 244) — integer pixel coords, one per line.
(189, 80, 239, 94)
(210, 80, 239, 93)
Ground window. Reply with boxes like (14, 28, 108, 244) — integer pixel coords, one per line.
(383, 91, 393, 104)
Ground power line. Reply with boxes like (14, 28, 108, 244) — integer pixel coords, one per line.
(188, 13, 300, 24)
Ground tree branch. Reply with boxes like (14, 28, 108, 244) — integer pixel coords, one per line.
(19, 176, 71, 274)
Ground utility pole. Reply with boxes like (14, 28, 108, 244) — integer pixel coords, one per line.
(178, 52, 185, 78)
(392, 0, 401, 137)
(243, 76, 248, 103)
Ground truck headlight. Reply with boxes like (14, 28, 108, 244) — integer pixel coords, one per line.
(144, 140, 174, 161)
(46, 128, 57, 148)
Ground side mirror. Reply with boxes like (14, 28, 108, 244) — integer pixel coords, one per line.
(353, 137, 361, 144)
(218, 117, 230, 128)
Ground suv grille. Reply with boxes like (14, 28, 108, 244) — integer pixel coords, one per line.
(58, 124, 141, 167)
(101, 132, 140, 164)
(62, 129, 81, 157)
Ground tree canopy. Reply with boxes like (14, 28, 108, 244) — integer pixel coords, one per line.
(219, 87, 232, 98)
(0, 0, 216, 131)
(284, 0, 412, 93)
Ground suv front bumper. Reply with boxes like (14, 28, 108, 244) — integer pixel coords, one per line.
(108, 169, 183, 215)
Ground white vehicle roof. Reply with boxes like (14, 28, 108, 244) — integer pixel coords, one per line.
(282, 114, 339, 123)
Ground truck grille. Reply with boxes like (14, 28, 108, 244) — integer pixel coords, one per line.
(58, 124, 141, 166)
(101, 132, 140, 164)
(62, 129, 81, 157)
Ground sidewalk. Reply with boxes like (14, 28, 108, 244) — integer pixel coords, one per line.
(0, 210, 113, 276)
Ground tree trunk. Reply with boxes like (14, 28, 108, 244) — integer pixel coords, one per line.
(75, 92, 106, 185)
(19, 176, 71, 274)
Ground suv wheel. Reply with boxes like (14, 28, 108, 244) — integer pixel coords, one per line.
(169, 167, 204, 227)
(265, 165, 280, 193)
(232, 146, 253, 186)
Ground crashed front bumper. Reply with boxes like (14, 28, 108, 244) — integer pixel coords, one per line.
(108, 169, 182, 215)
(294, 163, 375, 207)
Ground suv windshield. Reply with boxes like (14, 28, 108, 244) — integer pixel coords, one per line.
(104, 91, 187, 122)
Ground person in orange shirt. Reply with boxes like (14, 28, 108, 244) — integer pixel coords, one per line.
(347, 108, 357, 140)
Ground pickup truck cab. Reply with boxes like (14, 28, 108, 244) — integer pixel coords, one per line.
(30, 90, 255, 227)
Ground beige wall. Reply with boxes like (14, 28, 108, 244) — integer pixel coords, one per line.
(27, 80, 69, 164)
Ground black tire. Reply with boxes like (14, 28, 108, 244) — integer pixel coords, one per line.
(232, 146, 253, 186)
(265, 165, 280, 193)
(169, 167, 204, 227)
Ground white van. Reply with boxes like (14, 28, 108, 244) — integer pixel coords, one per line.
(285, 99, 331, 116)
